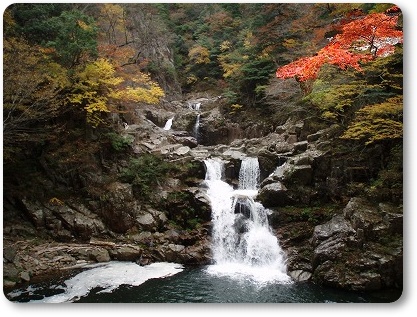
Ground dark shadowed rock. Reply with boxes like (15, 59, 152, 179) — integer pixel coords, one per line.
(311, 198, 403, 291)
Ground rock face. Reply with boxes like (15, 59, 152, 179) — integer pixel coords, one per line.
(310, 198, 403, 290)
(3, 93, 402, 296)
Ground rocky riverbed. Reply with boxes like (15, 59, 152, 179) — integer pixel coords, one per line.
(3, 94, 403, 293)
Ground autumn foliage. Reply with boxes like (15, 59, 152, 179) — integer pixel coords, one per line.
(276, 6, 403, 82)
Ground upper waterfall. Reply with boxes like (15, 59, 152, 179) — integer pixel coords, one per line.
(239, 157, 260, 190)
(163, 117, 174, 130)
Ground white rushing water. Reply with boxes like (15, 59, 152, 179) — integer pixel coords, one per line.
(204, 157, 292, 284)
(193, 114, 200, 140)
(238, 157, 260, 191)
(9, 262, 184, 303)
(163, 117, 174, 130)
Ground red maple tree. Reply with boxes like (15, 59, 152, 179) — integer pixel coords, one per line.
(276, 6, 402, 82)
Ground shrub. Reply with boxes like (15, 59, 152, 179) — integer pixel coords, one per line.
(119, 154, 171, 200)
(106, 132, 134, 152)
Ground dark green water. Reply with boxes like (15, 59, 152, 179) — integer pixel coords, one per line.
(7, 264, 401, 303)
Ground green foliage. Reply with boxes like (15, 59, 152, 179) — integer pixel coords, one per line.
(119, 154, 172, 201)
(45, 10, 98, 68)
(163, 191, 203, 230)
(366, 144, 403, 202)
(303, 45, 402, 148)
(8, 3, 71, 44)
(105, 132, 134, 152)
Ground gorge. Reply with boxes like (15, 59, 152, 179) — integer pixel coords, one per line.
(4, 93, 402, 302)
(3, 3, 403, 304)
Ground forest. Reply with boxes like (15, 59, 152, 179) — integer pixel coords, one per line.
(4, 3, 403, 197)
(3, 3, 403, 299)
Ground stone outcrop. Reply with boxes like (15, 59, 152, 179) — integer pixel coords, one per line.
(310, 197, 403, 290)
(3, 222, 212, 288)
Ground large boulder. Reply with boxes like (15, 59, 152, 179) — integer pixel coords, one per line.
(98, 182, 138, 233)
(311, 197, 403, 291)
(136, 207, 168, 232)
(257, 182, 290, 207)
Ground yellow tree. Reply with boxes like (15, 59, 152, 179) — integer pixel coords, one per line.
(97, 3, 125, 45)
(68, 58, 164, 127)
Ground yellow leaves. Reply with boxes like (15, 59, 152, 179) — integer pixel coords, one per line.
(217, 54, 242, 78)
(101, 3, 124, 21)
(221, 62, 242, 78)
(77, 20, 91, 31)
(220, 41, 232, 52)
(84, 99, 109, 113)
(111, 85, 164, 104)
(341, 96, 403, 144)
(229, 104, 243, 114)
(341, 119, 402, 144)
(49, 197, 64, 206)
(282, 38, 297, 49)
(69, 58, 165, 127)
(188, 45, 211, 64)
(38, 62, 70, 90)
(357, 96, 402, 119)
(186, 74, 198, 85)
(259, 45, 274, 59)
(79, 58, 123, 87)
(243, 31, 254, 49)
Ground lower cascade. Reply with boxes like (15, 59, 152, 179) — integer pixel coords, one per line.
(203, 157, 292, 284)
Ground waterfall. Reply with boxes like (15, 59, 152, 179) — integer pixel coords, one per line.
(163, 117, 174, 130)
(193, 114, 200, 141)
(239, 157, 260, 190)
(203, 157, 292, 284)
(194, 102, 201, 111)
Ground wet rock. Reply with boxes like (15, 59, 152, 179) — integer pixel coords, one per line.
(172, 136, 198, 148)
(311, 214, 355, 247)
(3, 263, 20, 284)
(19, 271, 30, 282)
(286, 134, 298, 144)
(99, 182, 137, 233)
(289, 270, 312, 282)
(164, 244, 186, 262)
(130, 231, 153, 244)
(164, 229, 181, 244)
(20, 199, 45, 228)
(258, 148, 282, 177)
(285, 165, 313, 185)
(136, 213, 155, 229)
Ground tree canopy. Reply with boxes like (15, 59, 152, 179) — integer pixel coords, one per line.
(276, 6, 403, 82)
(3, 3, 403, 198)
